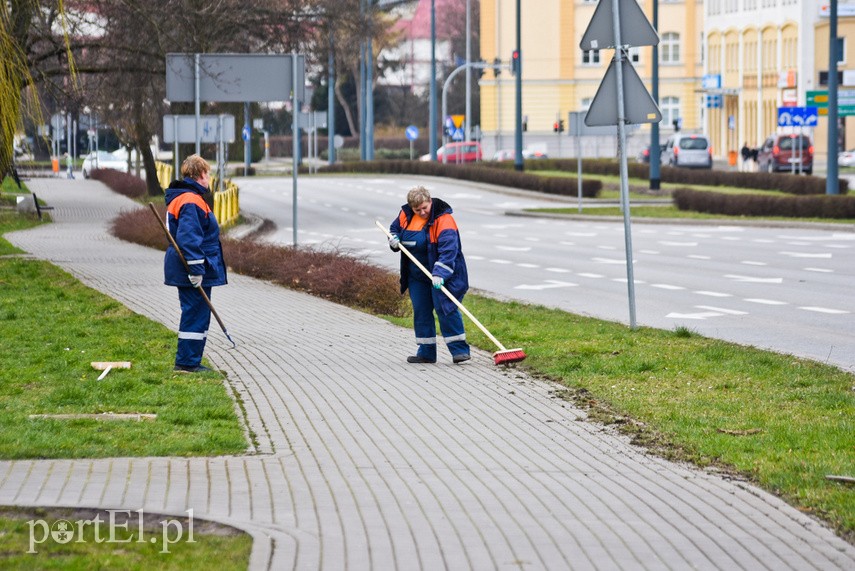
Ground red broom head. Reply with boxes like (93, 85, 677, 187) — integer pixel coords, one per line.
(493, 348, 526, 365)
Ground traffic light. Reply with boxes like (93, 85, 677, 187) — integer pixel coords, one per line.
(553, 122, 559, 133)
(493, 57, 501, 77)
(511, 50, 520, 76)
(559, 119, 565, 133)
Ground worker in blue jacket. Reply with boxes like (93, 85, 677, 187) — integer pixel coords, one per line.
(389, 186, 470, 364)
(163, 154, 227, 373)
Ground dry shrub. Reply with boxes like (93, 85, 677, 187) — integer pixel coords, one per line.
(110, 206, 407, 316)
(90, 169, 148, 199)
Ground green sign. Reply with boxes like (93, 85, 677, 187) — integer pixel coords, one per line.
(807, 90, 855, 116)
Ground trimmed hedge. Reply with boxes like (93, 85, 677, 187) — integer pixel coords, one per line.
(90, 168, 147, 199)
(317, 160, 603, 198)
(482, 158, 849, 195)
(672, 188, 855, 219)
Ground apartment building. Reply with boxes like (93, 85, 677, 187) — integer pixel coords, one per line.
(479, 0, 704, 157)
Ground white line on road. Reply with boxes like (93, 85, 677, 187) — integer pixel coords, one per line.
(489, 259, 513, 264)
(666, 311, 724, 320)
(514, 280, 578, 290)
(651, 284, 685, 290)
(576, 273, 605, 278)
(725, 274, 783, 284)
(695, 291, 732, 297)
(545, 268, 571, 273)
(780, 251, 832, 258)
(744, 298, 788, 305)
(495, 245, 532, 252)
(688, 255, 711, 260)
(696, 305, 748, 315)
(799, 307, 850, 314)
(592, 257, 626, 264)
(659, 241, 698, 246)
(740, 261, 767, 266)
(804, 267, 834, 273)
(516, 263, 540, 268)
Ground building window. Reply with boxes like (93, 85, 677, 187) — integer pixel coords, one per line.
(661, 33, 680, 63)
(660, 96, 680, 127)
(581, 97, 593, 112)
(582, 49, 600, 65)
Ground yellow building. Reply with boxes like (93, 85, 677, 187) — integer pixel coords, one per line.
(479, 0, 704, 155)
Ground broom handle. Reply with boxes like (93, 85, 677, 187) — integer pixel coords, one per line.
(148, 203, 230, 337)
(375, 220, 508, 352)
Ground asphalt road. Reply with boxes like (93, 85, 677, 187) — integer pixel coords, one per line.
(235, 174, 855, 373)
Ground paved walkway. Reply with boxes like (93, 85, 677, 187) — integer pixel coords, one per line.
(3, 178, 854, 570)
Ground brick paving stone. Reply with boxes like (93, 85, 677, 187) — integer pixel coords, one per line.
(0, 177, 852, 570)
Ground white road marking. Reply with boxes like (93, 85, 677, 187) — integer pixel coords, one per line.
(696, 305, 748, 315)
(545, 267, 571, 273)
(524, 237, 541, 242)
(468, 255, 486, 260)
(725, 274, 783, 284)
(740, 261, 767, 266)
(651, 284, 685, 290)
(576, 273, 605, 278)
(666, 311, 724, 320)
(515, 280, 578, 290)
(744, 298, 788, 305)
(780, 251, 832, 258)
(496, 245, 532, 252)
(489, 259, 513, 264)
(659, 241, 698, 246)
(639, 249, 660, 255)
(565, 231, 597, 237)
(688, 255, 711, 260)
(516, 263, 540, 268)
(722, 236, 741, 241)
(612, 278, 646, 284)
(804, 267, 833, 273)
(799, 307, 850, 314)
(786, 241, 810, 246)
(695, 291, 732, 297)
(592, 257, 626, 264)
(598, 245, 618, 250)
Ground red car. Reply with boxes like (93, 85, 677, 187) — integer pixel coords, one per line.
(757, 134, 813, 175)
(421, 142, 483, 163)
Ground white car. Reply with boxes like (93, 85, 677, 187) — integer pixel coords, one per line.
(81, 150, 133, 178)
(838, 149, 855, 168)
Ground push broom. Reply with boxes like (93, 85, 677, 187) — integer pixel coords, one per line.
(149, 203, 237, 349)
(375, 220, 526, 365)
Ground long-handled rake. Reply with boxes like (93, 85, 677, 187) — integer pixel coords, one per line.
(376, 220, 526, 365)
(148, 203, 237, 349)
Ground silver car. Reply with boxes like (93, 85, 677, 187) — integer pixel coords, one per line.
(664, 134, 713, 169)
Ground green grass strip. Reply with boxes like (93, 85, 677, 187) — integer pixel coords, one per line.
(0, 507, 252, 569)
(0, 255, 248, 459)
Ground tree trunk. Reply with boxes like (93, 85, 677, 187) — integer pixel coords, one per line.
(335, 79, 358, 141)
(139, 143, 162, 196)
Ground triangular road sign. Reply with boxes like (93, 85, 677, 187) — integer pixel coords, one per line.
(585, 58, 662, 126)
(580, 0, 659, 50)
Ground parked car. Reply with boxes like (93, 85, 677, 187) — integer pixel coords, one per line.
(491, 148, 549, 161)
(838, 148, 855, 168)
(756, 134, 813, 175)
(81, 149, 133, 178)
(637, 144, 667, 164)
(663, 134, 713, 169)
(420, 141, 483, 163)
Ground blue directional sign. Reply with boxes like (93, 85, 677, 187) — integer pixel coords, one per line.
(242, 125, 251, 141)
(778, 106, 819, 127)
(451, 127, 464, 141)
(405, 125, 419, 141)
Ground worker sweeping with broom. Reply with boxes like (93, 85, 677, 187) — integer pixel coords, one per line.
(387, 186, 471, 364)
(162, 154, 228, 373)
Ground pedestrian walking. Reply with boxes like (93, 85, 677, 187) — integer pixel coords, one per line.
(388, 186, 471, 364)
(741, 142, 751, 172)
(163, 154, 227, 373)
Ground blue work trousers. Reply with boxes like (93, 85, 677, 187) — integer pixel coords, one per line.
(176, 286, 212, 368)
(409, 278, 469, 361)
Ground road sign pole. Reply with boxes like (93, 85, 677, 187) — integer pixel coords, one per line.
(292, 52, 299, 246)
(610, 3, 637, 329)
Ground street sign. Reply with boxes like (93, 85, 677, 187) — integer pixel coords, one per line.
(162, 114, 236, 143)
(585, 59, 661, 126)
(777, 107, 819, 127)
(405, 125, 419, 141)
(580, 0, 659, 50)
(705, 94, 722, 108)
(166, 53, 305, 103)
(242, 126, 250, 141)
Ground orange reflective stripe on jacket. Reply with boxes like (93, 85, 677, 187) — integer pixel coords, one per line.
(167, 192, 210, 219)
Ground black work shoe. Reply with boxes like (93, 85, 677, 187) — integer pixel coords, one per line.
(452, 354, 471, 364)
(173, 364, 214, 373)
(406, 356, 436, 364)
